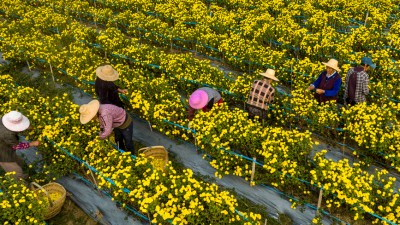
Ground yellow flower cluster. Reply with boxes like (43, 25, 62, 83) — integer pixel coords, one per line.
(0, 173, 47, 224)
(341, 102, 400, 171)
(80, 130, 263, 224)
(311, 151, 400, 223)
(272, 89, 341, 134)
(192, 104, 313, 186)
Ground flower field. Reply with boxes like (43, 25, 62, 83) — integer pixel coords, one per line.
(1, 0, 400, 224)
(0, 75, 262, 224)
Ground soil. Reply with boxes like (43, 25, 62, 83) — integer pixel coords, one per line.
(47, 197, 99, 225)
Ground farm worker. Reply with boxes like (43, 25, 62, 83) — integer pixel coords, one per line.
(0, 111, 40, 175)
(246, 68, 278, 119)
(79, 100, 135, 154)
(306, 59, 342, 103)
(0, 111, 40, 151)
(188, 87, 223, 121)
(343, 57, 376, 106)
(95, 64, 128, 109)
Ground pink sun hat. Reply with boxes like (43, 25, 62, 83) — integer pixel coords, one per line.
(2, 111, 30, 132)
(189, 90, 209, 109)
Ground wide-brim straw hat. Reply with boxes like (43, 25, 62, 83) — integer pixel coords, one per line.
(2, 111, 30, 132)
(79, 100, 100, 124)
(189, 90, 209, 109)
(96, 65, 119, 81)
(259, 69, 279, 81)
(322, 59, 341, 72)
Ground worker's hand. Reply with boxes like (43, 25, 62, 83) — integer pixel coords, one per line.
(304, 87, 312, 95)
(188, 122, 191, 129)
(315, 89, 325, 94)
(119, 89, 128, 95)
(29, 140, 40, 147)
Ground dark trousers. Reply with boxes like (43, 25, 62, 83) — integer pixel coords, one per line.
(345, 98, 357, 106)
(247, 105, 267, 120)
(114, 121, 134, 154)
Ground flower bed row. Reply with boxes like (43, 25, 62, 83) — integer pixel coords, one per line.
(0, 0, 400, 223)
(0, 74, 262, 224)
(3, 0, 399, 174)
(15, 0, 400, 103)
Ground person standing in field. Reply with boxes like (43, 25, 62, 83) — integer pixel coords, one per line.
(246, 68, 279, 119)
(79, 100, 135, 154)
(343, 57, 376, 106)
(95, 64, 128, 109)
(306, 59, 342, 103)
(0, 111, 40, 177)
(95, 65, 132, 151)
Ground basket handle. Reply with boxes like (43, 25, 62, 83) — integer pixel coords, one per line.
(30, 182, 54, 207)
(138, 146, 148, 155)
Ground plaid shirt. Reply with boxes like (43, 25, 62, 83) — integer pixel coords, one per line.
(247, 79, 275, 110)
(344, 67, 369, 103)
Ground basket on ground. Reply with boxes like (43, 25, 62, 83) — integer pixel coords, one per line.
(138, 146, 169, 171)
(31, 182, 66, 220)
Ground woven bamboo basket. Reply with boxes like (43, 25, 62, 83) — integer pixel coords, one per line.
(138, 146, 169, 171)
(31, 182, 66, 220)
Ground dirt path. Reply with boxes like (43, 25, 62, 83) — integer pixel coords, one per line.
(47, 198, 100, 225)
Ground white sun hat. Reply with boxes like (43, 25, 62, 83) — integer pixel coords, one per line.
(2, 111, 30, 132)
